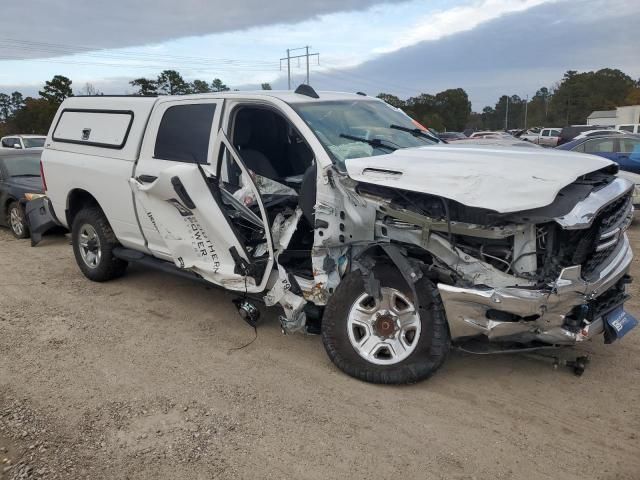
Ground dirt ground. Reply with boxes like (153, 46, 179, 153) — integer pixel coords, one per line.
(1, 223, 639, 480)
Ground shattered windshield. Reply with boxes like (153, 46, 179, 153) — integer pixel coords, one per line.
(291, 100, 437, 169)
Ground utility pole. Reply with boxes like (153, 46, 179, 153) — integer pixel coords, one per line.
(280, 47, 320, 89)
(285, 49, 291, 91)
(524, 94, 528, 130)
(504, 96, 509, 131)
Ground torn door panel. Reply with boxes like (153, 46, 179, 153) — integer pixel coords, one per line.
(130, 164, 265, 290)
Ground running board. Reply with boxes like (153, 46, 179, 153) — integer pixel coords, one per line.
(112, 247, 265, 303)
(113, 247, 206, 283)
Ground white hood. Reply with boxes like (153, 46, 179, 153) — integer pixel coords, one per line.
(345, 145, 613, 213)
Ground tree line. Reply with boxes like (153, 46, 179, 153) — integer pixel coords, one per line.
(378, 68, 640, 132)
(0, 70, 269, 136)
(2, 67, 639, 136)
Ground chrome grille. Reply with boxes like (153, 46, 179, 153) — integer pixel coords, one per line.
(581, 193, 633, 278)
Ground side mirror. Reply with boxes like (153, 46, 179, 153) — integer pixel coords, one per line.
(13, 143, 22, 149)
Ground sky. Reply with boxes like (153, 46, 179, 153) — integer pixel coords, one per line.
(1, 0, 638, 110)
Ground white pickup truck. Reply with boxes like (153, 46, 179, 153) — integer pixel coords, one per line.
(33, 87, 637, 383)
(519, 128, 561, 146)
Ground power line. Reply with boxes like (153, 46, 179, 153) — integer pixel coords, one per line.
(280, 47, 319, 89)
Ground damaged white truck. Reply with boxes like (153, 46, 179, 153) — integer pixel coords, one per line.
(34, 86, 637, 384)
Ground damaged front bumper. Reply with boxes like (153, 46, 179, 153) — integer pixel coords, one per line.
(24, 195, 63, 246)
(438, 234, 633, 345)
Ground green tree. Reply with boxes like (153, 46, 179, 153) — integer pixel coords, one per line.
(623, 87, 640, 105)
(191, 80, 211, 93)
(434, 88, 471, 131)
(9, 97, 58, 134)
(10, 92, 25, 113)
(376, 93, 405, 108)
(39, 75, 73, 104)
(550, 68, 635, 125)
(0, 93, 10, 120)
(157, 70, 191, 95)
(261, 83, 272, 90)
(130, 78, 158, 96)
(402, 89, 471, 131)
(210, 78, 229, 92)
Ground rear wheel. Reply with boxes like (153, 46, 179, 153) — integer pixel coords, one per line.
(71, 207, 128, 282)
(321, 264, 450, 384)
(7, 202, 29, 239)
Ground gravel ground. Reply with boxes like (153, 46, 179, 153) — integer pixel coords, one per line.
(1, 224, 639, 480)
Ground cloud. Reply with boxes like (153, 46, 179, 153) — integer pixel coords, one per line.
(1, 0, 404, 59)
(375, 0, 557, 54)
(303, 0, 640, 109)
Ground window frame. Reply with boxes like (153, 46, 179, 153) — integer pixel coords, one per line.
(225, 102, 315, 182)
(583, 137, 615, 154)
(51, 108, 134, 149)
(145, 99, 221, 166)
(2, 137, 19, 148)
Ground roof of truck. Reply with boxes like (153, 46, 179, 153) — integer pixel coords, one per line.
(69, 90, 375, 105)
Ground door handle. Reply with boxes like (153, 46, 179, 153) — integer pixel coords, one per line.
(170, 176, 196, 209)
(137, 174, 158, 183)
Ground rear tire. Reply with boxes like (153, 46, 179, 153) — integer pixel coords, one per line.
(7, 202, 29, 239)
(71, 207, 128, 282)
(321, 264, 450, 384)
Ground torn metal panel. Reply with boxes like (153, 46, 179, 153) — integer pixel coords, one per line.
(376, 202, 519, 240)
(309, 246, 348, 304)
(263, 208, 308, 332)
(376, 221, 534, 288)
(264, 264, 307, 333)
(512, 224, 537, 274)
(271, 208, 303, 253)
(314, 166, 377, 248)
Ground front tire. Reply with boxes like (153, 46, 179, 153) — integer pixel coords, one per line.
(71, 207, 128, 282)
(321, 264, 450, 384)
(7, 202, 29, 239)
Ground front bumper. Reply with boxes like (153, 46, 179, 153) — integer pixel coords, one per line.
(24, 195, 63, 246)
(438, 234, 633, 345)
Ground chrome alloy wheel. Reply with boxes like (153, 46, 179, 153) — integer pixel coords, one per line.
(347, 287, 421, 365)
(9, 207, 24, 236)
(78, 224, 102, 269)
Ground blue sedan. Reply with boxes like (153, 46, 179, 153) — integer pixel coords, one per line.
(556, 134, 640, 173)
(557, 134, 640, 204)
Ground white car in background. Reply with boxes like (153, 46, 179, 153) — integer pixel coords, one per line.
(468, 130, 513, 139)
(519, 128, 562, 147)
(1, 134, 47, 150)
(617, 124, 640, 134)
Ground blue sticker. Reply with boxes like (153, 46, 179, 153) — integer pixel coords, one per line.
(605, 306, 638, 341)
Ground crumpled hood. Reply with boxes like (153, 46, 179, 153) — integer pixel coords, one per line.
(345, 145, 613, 213)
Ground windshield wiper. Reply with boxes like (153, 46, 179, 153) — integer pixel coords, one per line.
(389, 124, 443, 143)
(11, 174, 40, 177)
(339, 133, 397, 151)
